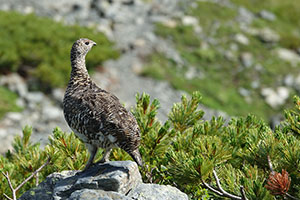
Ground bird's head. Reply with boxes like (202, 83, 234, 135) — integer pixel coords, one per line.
(71, 38, 97, 58)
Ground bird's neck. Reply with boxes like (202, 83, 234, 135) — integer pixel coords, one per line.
(70, 53, 90, 80)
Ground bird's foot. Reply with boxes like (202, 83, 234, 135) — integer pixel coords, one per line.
(75, 162, 97, 176)
(96, 158, 109, 164)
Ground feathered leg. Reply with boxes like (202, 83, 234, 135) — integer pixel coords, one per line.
(129, 149, 143, 167)
(99, 148, 112, 163)
(84, 144, 98, 170)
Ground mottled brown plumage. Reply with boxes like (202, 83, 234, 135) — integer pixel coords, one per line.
(63, 38, 142, 170)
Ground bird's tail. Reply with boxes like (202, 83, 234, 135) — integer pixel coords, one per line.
(130, 149, 144, 167)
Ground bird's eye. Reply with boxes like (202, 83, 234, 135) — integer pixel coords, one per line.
(85, 42, 89, 45)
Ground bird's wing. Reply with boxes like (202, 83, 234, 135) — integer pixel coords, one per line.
(81, 88, 141, 148)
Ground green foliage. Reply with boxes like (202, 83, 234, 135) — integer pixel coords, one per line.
(0, 86, 22, 119)
(2, 93, 300, 199)
(132, 93, 175, 182)
(0, 126, 48, 198)
(0, 11, 119, 90)
(169, 91, 204, 132)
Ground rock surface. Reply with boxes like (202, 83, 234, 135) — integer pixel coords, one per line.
(19, 161, 188, 200)
(261, 87, 290, 108)
(276, 48, 300, 65)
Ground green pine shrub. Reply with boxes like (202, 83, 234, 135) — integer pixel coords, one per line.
(1, 93, 300, 199)
(0, 11, 119, 91)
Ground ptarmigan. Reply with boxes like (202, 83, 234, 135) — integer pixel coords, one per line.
(63, 38, 143, 170)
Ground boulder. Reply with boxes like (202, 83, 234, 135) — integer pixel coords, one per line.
(237, 7, 254, 24)
(19, 161, 188, 200)
(234, 33, 249, 45)
(240, 52, 253, 68)
(258, 10, 276, 21)
(257, 28, 280, 43)
(261, 87, 290, 108)
(0, 73, 28, 98)
(276, 48, 300, 65)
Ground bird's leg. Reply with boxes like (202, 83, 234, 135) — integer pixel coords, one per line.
(84, 144, 98, 171)
(98, 148, 112, 163)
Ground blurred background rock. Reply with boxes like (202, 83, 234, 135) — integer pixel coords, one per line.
(0, 0, 299, 153)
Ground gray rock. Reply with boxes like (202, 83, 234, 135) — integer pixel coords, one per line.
(254, 63, 263, 71)
(128, 183, 188, 200)
(150, 0, 185, 17)
(251, 80, 260, 89)
(238, 87, 250, 97)
(182, 15, 202, 33)
(0, 0, 92, 25)
(229, 43, 239, 51)
(52, 88, 65, 104)
(16, 98, 26, 108)
(276, 48, 300, 65)
(19, 171, 75, 200)
(294, 74, 300, 91)
(270, 114, 284, 129)
(0, 127, 15, 153)
(6, 112, 22, 121)
(68, 189, 130, 200)
(161, 19, 177, 28)
(0, 3, 10, 11)
(0, 73, 28, 97)
(261, 87, 290, 108)
(234, 33, 249, 45)
(97, 21, 115, 40)
(121, 0, 135, 5)
(23, 6, 34, 14)
(224, 50, 236, 61)
(237, 7, 255, 24)
(258, 10, 276, 21)
(257, 28, 280, 43)
(185, 66, 202, 80)
(42, 105, 62, 121)
(297, 47, 300, 55)
(284, 74, 294, 87)
(19, 161, 188, 200)
(25, 92, 45, 105)
(181, 15, 197, 26)
(240, 52, 253, 68)
(53, 162, 141, 199)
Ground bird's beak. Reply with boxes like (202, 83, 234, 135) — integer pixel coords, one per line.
(93, 42, 97, 46)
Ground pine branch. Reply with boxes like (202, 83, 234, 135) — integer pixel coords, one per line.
(267, 155, 274, 173)
(3, 193, 12, 200)
(286, 192, 300, 200)
(240, 186, 247, 200)
(2, 158, 50, 200)
(2, 172, 15, 200)
(201, 169, 248, 200)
